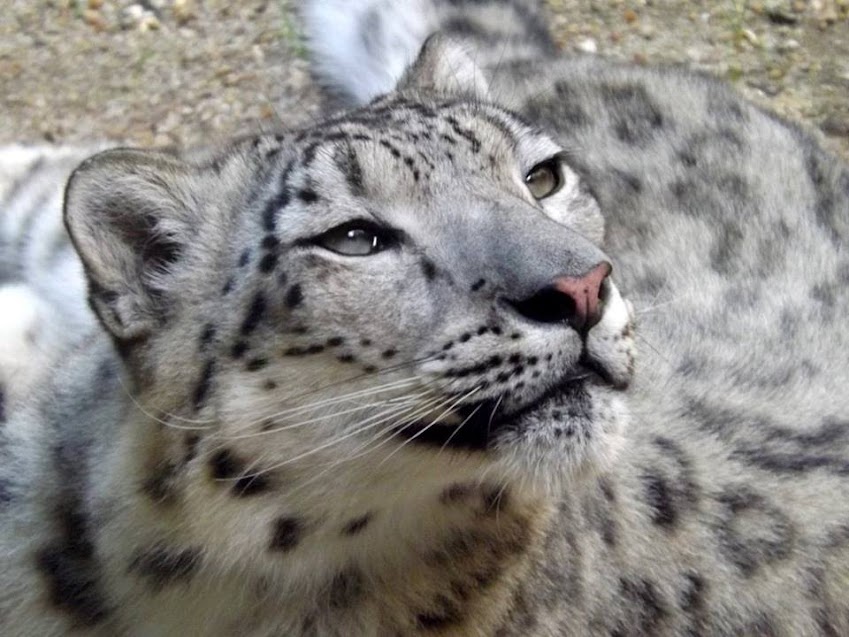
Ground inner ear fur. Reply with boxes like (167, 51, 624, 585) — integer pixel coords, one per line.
(64, 148, 201, 342)
(397, 34, 490, 100)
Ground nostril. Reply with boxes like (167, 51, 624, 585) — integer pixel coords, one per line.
(507, 287, 578, 325)
(506, 261, 612, 332)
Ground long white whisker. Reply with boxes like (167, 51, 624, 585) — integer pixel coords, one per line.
(227, 390, 433, 441)
(117, 375, 213, 430)
(246, 376, 421, 425)
(439, 402, 484, 453)
(377, 388, 481, 467)
(278, 395, 447, 498)
(236, 398, 441, 479)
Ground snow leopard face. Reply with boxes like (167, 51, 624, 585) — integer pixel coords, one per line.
(65, 38, 635, 501)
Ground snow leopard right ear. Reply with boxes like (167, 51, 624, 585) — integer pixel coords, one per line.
(64, 148, 201, 344)
(397, 34, 490, 100)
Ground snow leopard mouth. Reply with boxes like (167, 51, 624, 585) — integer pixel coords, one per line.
(394, 362, 614, 451)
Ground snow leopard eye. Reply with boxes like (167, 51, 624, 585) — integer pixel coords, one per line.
(314, 220, 397, 256)
(524, 157, 563, 199)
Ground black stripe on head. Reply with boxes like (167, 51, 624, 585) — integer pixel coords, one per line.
(333, 144, 365, 197)
(241, 293, 267, 335)
(262, 160, 296, 233)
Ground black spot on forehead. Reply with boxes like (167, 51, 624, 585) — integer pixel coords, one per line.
(231, 341, 248, 359)
(221, 277, 234, 296)
(238, 249, 251, 268)
(0, 479, 12, 509)
(421, 258, 437, 281)
(285, 284, 303, 309)
(241, 293, 267, 335)
(258, 252, 278, 274)
(262, 160, 295, 233)
(643, 472, 677, 528)
(298, 188, 319, 204)
(199, 324, 216, 348)
(334, 144, 366, 197)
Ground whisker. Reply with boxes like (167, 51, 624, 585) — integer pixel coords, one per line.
(635, 294, 690, 315)
(377, 387, 481, 467)
(232, 376, 423, 433)
(235, 397, 443, 480)
(250, 352, 439, 415)
(116, 375, 213, 430)
(439, 401, 484, 452)
(228, 389, 432, 441)
(276, 395, 448, 498)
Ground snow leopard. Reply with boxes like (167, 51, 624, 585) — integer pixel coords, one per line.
(1, 0, 848, 635)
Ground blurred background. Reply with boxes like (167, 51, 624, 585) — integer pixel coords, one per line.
(1, 1, 847, 159)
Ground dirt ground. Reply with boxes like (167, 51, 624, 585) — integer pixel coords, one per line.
(1, 1, 847, 159)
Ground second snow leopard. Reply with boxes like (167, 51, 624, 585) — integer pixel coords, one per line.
(1, 0, 848, 635)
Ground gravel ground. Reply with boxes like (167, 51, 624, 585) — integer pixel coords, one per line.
(1, 1, 847, 160)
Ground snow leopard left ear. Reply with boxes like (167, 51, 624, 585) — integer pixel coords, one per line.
(397, 34, 490, 100)
(64, 148, 202, 344)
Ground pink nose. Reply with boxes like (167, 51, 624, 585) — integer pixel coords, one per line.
(550, 261, 612, 332)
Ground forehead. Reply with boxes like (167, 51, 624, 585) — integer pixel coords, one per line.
(289, 97, 560, 182)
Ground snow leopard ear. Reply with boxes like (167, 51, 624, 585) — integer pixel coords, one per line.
(64, 148, 201, 343)
(398, 34, 490, 100)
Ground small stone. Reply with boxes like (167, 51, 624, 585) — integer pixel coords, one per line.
(777, 38, 800, 52)
(576, 37, 598, 54)
(87, 0, 103, 9)
(686, 46, 704, 62)
(821, 115, 849, 138)
(624, 9, 638, 24)
(764, 0, 799, 24)
(139, 15, 161, 32)
(173, 0, 196, 25)
(83, 9, 106, 30)
(741, 28, 760, 46)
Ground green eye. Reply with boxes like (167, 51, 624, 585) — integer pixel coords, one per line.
(524, 158, 563, 199)
(315, 220, 396, 256)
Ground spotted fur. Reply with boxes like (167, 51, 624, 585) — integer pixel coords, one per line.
(1, 0, 848, 635)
